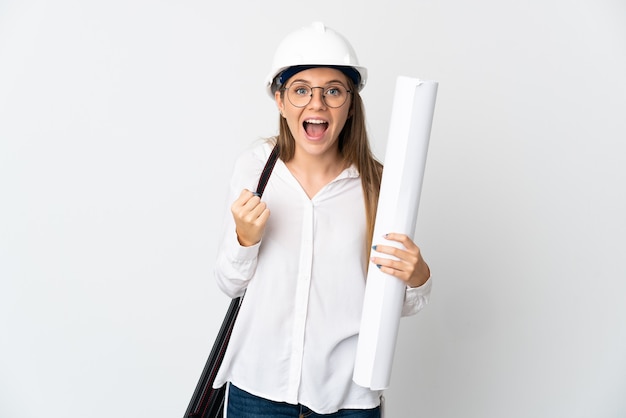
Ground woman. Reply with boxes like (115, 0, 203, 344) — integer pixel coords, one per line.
(214, 22, 432, 417)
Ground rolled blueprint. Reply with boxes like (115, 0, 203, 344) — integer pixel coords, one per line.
(353, 76, 438, 390)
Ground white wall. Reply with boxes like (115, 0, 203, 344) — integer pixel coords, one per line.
(1, 1, 625, 417)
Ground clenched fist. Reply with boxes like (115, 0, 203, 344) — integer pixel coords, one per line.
(231, 189, 270, 247)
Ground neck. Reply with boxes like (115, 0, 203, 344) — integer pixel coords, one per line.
(291, 148, 344, 173)
(286, 149, 347, 198)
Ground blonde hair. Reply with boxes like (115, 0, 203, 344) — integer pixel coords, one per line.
(273, 77, 382, 255)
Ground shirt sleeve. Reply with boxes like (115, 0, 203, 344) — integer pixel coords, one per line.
(401, 276, 432, 317)
(213, 142, 271, 298)
(214, 232, 261, 298)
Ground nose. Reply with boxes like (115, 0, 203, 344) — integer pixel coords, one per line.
(308, 87, 327, 108)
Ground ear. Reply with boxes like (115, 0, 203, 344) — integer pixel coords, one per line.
(275, 90, 285, 116)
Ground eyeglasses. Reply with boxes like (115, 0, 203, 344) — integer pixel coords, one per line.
(282, 83, 352, 108)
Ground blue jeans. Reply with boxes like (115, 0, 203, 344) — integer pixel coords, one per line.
(227, 384, 381, 418)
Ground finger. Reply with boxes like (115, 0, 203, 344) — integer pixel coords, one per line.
(370, 245, 418, 280)
(371, 243, 417, 265)
(370, 255, 402, 271)
(234, 189, 260, 206)
(244, 202, 268, 224)
(233, 197, 265, 223)
(232, 190, 262, 217)
(232, 191, 251, 213)
(381, 232, 418, 250)
(256, 206, 271, 225)
(374, 233, 422, 261)
(370, 257, 412, 281)
(241, 195, 263, 214)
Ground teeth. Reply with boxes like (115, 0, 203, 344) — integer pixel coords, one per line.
(305, 119, 327, 124)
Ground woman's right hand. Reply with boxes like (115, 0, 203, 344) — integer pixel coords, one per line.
(231, 189, 270, 247)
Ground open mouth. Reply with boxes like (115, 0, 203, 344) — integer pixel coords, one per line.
(303, 119, 329, 138)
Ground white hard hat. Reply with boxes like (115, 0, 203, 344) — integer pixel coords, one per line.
(265, 21, 368, 98)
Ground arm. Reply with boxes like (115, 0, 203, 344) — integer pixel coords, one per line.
(214, 232, 261, 298)
(214, 144, 272, 298)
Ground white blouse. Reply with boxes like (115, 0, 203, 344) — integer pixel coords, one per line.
(213, 141, 432, 414)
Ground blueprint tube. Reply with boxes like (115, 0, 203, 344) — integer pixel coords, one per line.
(353, 76, 438, 390)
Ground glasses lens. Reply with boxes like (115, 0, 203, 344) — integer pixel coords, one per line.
(323, 85, 348, 108)
(286, 84, 349, 108)
(288, 84, 312, 107)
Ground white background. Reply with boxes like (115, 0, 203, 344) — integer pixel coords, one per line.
(1, 1, 625, 417)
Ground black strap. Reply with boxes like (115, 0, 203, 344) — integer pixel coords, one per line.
(255, 144, 279, 197)
(184, 144, 280, 418)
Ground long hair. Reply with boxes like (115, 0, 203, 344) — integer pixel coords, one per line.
(273, 78, 383, 256)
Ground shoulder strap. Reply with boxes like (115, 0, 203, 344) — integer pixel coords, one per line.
(183, 145, 280, 418)
(255, 145, 279, 197)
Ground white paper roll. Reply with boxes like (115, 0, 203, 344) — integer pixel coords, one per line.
(353, 76, 438, 390)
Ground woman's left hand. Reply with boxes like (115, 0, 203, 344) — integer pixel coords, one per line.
(370, 233, 431, 288)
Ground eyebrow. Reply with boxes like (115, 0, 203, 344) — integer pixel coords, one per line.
(290, 78, 347, 86)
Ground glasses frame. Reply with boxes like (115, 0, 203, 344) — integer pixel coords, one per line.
(281, 83, 353, 109)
